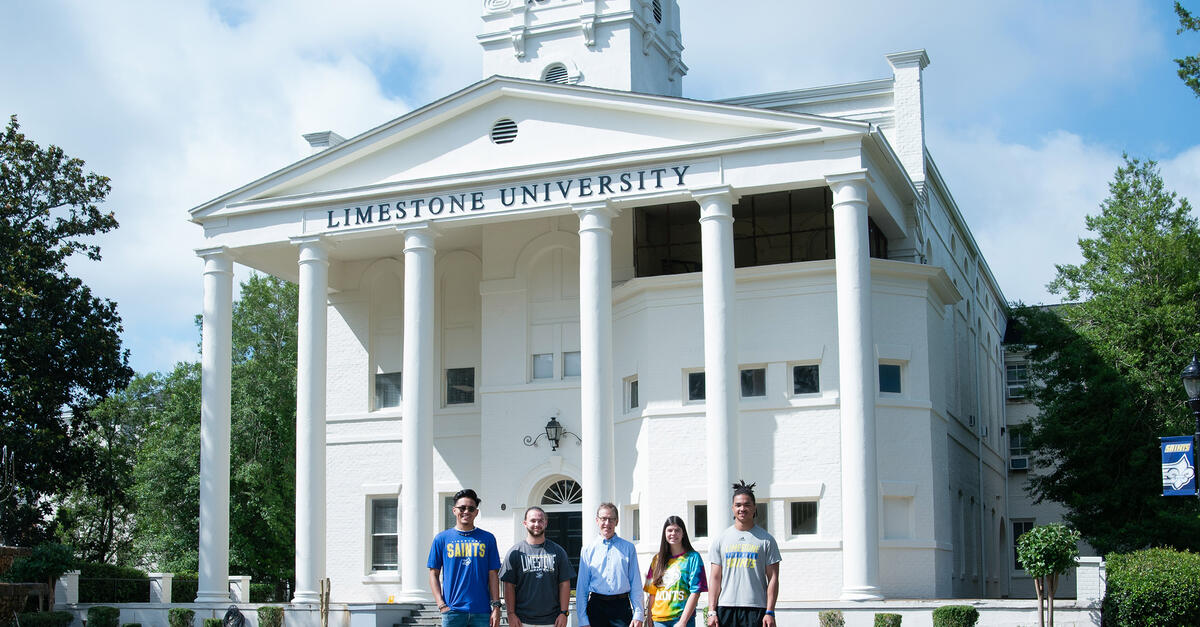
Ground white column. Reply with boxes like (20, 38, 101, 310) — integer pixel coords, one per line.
(400, 225, 436, 600)
(196, 247, 233, 604)
(695, 188, 739, 537)
(148, 573, 172, 604)
(827, 171, 882, 601)
(292, 237, 330, 604)
(574, 202, 617, 520)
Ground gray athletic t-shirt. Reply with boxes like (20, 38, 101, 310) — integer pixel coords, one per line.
(707, 525, 781, 608)
(499, 539, 575, 624)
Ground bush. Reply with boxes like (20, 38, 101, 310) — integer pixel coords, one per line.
(931, 605, 978, 627)
(79, 563, 150, 603)
(123, 623, 143, 627)
(250, 582, 284, 603)
(170, 573, 198, 603)
(168, 607, 195, 627)
(13, 611, 75, 627)
(258, 606, 284, 627)
(818, 609, 845, 627)
(203, 618, 222, 627)
(1103, 548, 1200, 627)
(875, 613, 902, 627)
(88, 606, 121, 627)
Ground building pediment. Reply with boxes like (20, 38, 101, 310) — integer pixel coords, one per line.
(190, 76, 868, 221)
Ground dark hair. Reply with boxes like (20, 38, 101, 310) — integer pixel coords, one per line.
(731, 480, 757, 504)
(524, 506, 546, 520)
(453, 489, 481, 507)
(596, 502, 618, 519)
(651, 516, 695, 586)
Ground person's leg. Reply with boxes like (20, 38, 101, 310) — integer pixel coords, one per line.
(441, 611, 469, 627)
(464, 613, 490, 627)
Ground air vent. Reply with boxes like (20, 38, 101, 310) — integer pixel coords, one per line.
(491, 118, 518, 144)
(1010, 456, 1030, 471)
(652, 0, 663, 23)
(543, 63, 569, 84)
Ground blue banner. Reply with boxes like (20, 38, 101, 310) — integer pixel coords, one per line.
(1161, 436, 1197, 496)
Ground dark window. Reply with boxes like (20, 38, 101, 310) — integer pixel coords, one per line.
(634, 201, 702, 277)
(1006, 363, 1029, 399)
(741, 368, 766, 397)
(879, 364, 902, 394)
(446, 368, 475, 404)
(443, 495, 456, 530)
(793, 364, 819, 395)
(628, 379, 639, 409)
(631, 507, 641, 541)
(790, 501, 818, 535)
(693, 504, 708, 537)
(371, 498, 398, 571)
(687, 371, 705, 401)
(1010, 427, 1030, 457)
(1013, 520, 1035, 569)
(375, 372, 402, 409)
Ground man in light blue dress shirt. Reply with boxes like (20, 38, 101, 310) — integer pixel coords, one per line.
(576, 503, 645, 627)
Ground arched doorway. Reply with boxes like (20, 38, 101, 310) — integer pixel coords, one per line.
(538, 479, 583, 584)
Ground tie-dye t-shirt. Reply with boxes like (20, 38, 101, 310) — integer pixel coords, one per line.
(642, 551, 707, 623)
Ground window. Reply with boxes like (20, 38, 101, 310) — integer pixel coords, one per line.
(1013, 520, 1035, 569)
(1006, 363, 1030, 399)
(630, 507, 641, 542)
(792, 364, 819, 395)
(446, 368, 475, 405)
(532, 354, 553, 380)
(740, 367, 766, 398)
(687, 371, 705, 401)
(879, 364, 902, 394)
(625, 377, 639, 411)
(375, 372, 402, 409)
(790, 501, 818, 535)
(692, 503, 708, 537)
(563, 351, 582, 377)
(756, 499, 769, 532)
(541, 479, 583, 505)
(370, 498, 398, 571)
(442, 494, 457, 530)
(1010, 428, 1030, 457)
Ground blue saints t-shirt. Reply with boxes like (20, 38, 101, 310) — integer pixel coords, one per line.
(427, 527, 501, 613)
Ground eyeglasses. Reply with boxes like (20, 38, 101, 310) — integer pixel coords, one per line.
(455, 506, 478, 513)
(597, 516, 617, 522)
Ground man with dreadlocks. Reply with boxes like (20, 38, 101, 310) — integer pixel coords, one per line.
(705, 481, 781, 627)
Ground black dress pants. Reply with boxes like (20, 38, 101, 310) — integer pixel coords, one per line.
(586, 594, 632, 627)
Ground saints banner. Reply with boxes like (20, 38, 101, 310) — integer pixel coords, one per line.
(1161, 436, 1197, 496)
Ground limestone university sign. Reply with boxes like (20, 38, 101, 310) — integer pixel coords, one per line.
(321, 164, 693, 231)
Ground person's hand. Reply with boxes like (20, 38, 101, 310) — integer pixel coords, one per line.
(489, 607, 500, 627)
(762, 613, 776, 627)
(553, 613, 567, 627)
(437, 604, 449, 614)
(706, 612, 719, 627)
(508, 613, 523, 627)
(629, 620, 642, 627)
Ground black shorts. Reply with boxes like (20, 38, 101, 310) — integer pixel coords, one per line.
(717, 606, 765, 627)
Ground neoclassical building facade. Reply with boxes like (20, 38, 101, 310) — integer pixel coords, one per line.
(189, 0, 1011, 607)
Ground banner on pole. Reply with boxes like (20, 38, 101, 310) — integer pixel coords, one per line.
(1161, 436, 1197, 496)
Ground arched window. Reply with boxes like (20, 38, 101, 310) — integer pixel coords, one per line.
(541, 479, 583, 505)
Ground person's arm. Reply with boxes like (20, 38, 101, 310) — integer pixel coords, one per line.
(678, 592, 700, 627)
(503, 582, 522, 627)
(705, 563, 722, 627)
(576, 546, 591, 626)
(428, 569, 448, 613)
(489, 569, 501, 627)
(554, 579, 571, 627)
(762, 562, 779, 627)
(627, 543, 644, 627)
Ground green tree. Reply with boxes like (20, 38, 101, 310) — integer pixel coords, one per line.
(4, 543, 75, 610)
(1010, 155, 1200, 554)
(1177, 2, 1200, 98)
(0, 115, 132, 545)
(133, 274, 297, 589)
(1017, 523, 1080, 627)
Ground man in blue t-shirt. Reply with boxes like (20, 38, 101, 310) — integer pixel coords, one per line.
(428, 488, 503, 627)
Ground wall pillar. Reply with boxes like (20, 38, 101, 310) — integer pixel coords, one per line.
(55, 570, 80, 607)
(196, 247, 233, 604)
(148, 573, 172, 604)
(695, 187, 739, 537)
(400, 225, 436, 600)
(827, 171, 883, 601)
(292, 237, 330, 603)
(574, 202, 618, 521)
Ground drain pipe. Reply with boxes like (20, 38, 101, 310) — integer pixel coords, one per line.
(973, 320, 988, 598)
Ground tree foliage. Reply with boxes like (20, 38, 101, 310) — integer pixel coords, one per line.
(1017, 524, 1080, 627)
(1010, 155, 1200, 554)
(1178, 2, 1200, 98)
(0, 115, 132, 544)
(133, 274, 297, 586)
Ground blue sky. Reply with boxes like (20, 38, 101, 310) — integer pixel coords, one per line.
(2, 1, 1198, 375)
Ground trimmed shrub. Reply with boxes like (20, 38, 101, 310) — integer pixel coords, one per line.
(88, 606, 121, 627)
(250, 582, 286, 603)
(874, 613, 902, 627)
(818, 609, 845, 627)
(170, 573, 198, 603)
(168, 607, 196, 627)
(1103, 548, 1200, 627)
(203, 618, 222, 627)
(79, 563, 150, 603)
(258, 606, 284, 627)
(931, 605, 978, 627)
(13, 611, 75, 627)
(122, 623, 143, 627)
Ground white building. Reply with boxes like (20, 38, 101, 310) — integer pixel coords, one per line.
(189, 0, 1012, 607)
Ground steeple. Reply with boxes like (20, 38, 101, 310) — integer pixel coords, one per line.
(477, 0, 686, 97)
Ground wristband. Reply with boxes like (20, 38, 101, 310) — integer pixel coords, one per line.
(764, 610, 775, 616)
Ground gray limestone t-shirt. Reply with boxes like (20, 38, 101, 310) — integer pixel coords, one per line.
(499, 539, 576, 624)
(707, 525, 781, 608)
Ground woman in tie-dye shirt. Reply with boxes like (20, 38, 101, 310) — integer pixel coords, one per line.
(643, 516, 707, 627)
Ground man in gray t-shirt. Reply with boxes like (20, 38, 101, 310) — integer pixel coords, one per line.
(501, 507, 576, 627)
(707, 482, 781, 627)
